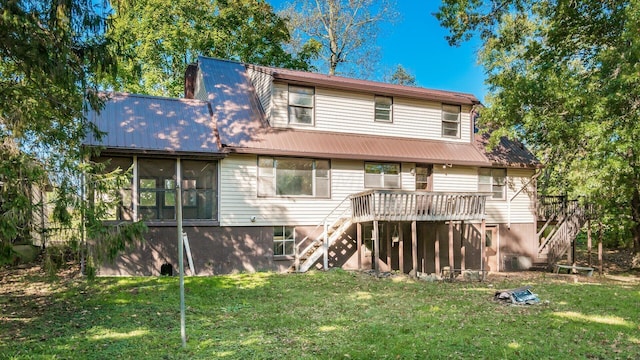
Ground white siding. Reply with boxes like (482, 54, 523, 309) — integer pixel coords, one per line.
(219, 156, 416, 226)
(270, 82, 472, 142)
(432, 166, 536, 224)
(432, 166, 478, 192)
(246, 68, 273, 120)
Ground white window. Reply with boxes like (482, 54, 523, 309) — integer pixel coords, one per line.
(258, 156, 330, 197)
(374, 96, 393, 122)
(288, 85, 314, 125)
(274, 226, 295, 256)
(478, 168, 507, 200)
(364, 162, 401, 189)
(442, 104, 461, 138)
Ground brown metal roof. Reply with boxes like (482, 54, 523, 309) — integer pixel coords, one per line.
(475, 133, 541, 169)
(221, 127, 491, 166)
(85, 93, 222, 155)
(245, 63, 480, 106)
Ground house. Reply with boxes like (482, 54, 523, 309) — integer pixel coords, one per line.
(85, 56, 544, 276)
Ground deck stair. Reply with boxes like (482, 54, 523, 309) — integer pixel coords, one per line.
(536, 196, 591, 268)
(293, 197, 352, 273)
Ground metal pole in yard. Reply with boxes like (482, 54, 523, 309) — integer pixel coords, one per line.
(177, 163, 186, 348)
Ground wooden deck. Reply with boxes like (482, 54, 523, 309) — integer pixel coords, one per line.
(350, 190, 488, 223)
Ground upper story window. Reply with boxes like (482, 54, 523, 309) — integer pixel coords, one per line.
(478, 168, 507, 200)
(258, 156, 330, 197)
(288, 85, 314, 125)
(364, 162, 401, 189)
(442, 104, 461, 138)
(374, 96, 393, 122)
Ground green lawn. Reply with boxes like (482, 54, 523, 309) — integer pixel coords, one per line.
(1, 268, 639, 359)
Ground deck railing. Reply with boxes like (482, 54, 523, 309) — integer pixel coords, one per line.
(350, 190, 488, 223)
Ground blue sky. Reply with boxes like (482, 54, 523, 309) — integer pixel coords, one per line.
(268, 1, 487, 101)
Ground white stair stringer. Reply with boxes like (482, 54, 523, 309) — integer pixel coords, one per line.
(297, 217, 353, 273)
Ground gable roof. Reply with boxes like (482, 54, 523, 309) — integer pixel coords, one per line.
(85, 93, 222, 156)
(475, 133, 540, 168)
(245, 63, 480, 106)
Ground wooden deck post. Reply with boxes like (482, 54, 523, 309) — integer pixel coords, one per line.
(387, 225, 392, 270)
(435, 224, 440, 275)
(423, 223, 428, 273)
(448, 221, 454, 273)
(373, 220, 380, 273)
(460, 221, 466, 271)
(399, 223, 404, 273)
(357, 222, 362, 271)
(480, 219, 486, 274)
(411, 221, 417, 276)
(587, 219, 592, 267)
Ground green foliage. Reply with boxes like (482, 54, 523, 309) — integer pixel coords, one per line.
(2, 271, 639, 358)
(281, 0, 398, 78)
(0, 0, 146, 269)
(436, 1, 640, 255)
(387, 64, 417, 86)
(106, 0, 317, 97)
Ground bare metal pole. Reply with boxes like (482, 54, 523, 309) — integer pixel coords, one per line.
(176, 160, 186, 348)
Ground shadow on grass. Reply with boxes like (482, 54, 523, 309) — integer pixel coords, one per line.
(2, 269, 639, 359)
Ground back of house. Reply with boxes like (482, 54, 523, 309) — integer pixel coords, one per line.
(85, 56, 541, 276)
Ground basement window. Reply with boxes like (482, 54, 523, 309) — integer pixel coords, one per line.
(274, 226, 295, 256)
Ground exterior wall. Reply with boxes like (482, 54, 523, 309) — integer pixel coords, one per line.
(246, 68, 273, 119)
(270, 81, 472, 142)
(219, 155, 417, 227)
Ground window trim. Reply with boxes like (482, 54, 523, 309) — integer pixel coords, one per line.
(258, 156, 331, 198)
(374, 95, 393, 123)
(273, 226, 296, 257)
(364, 162, 401, 189)
(442, 104, 461, 138)
(288, 85, 315, 126)
(478, 168, 507, 200)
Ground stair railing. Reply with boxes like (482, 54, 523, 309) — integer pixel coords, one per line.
(293, 196, 352, 271)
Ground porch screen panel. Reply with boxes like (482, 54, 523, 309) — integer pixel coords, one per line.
(138, 158, 176, 220)
(181, 160, 218, 220)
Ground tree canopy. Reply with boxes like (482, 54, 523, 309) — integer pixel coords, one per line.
(106, 0, 318, 97)
(436, 0, 640, 262)
(0, 0, 144, 269)
(387, 64, 416, 86)
(281, 0, 398, 78)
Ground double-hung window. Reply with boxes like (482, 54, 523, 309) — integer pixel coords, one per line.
(273, 226, 295, 256)
(258, 156, 330, 197)
(442, 104, 461, 138)
(364, 162, 401, 189)
(478, 168, 507, 200)
(374, 96, 393, 122)
(288, 85, 314, 125)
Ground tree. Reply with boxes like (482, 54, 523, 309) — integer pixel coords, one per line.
(436, 0, 640, 265)
(0, 0, 145, 271)
(106, 0, 317, 97)
(281, 0, 398, 78)
(386, 64, 416, 86)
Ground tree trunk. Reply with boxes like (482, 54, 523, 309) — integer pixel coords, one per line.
(631, 188, 640, 269)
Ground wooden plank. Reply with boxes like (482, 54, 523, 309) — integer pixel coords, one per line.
(448, 221, 454, 270)
(480, 219, 486, 274)
(435, 225, 440, 275)
(374, 220, 380, 273)
(411, 221, 417, 276)
(182, 232, 196, 276)
(357, 223, 362, 271)
(460, 221, 466, 271)
(598, 221, 603, 275)
(399, 223, 404, 273)
(587, 219, 592, 267)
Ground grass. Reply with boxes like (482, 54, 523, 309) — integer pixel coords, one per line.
(1, 268, 639, 359)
